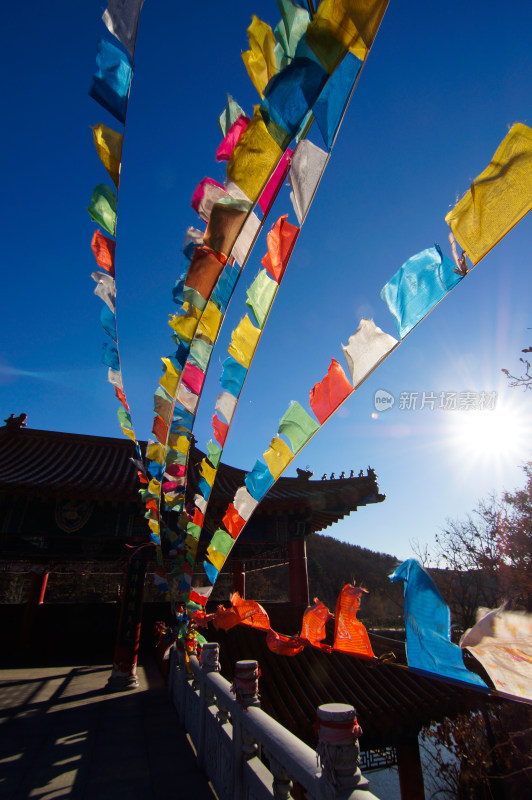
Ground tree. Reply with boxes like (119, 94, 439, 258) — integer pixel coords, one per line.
(500, 464, 532, 611)
(502, 345, 532, 390)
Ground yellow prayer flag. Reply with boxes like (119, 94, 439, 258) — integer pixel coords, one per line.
(148, 519, 160, 535)
(445, 123, 532, 264)
(159, 358, 180, 396)
(227, 108, 283, 202)
(242, 15, 278, 98)
(206, 547, 226, 572)
(147, 441, 165, 463)
(168, 303, 202, 343)
(92, 123, 123, 188)
(228, 315, 261, 368)
(121, 425, 136, 442)
(306, 0, 389, 71)
(200, 459, 216, 487)
(148, 478, 161, 495)
(197, 301, 223, 343)
(263, 436, 294, 480)
(167, 434, 190, 454)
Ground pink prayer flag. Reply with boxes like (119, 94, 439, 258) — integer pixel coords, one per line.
(191, 177, 225, 214)
(309, 359, 353, 424)
(216, 115, 250, 162)
(258, 149, 293, 215)
(166, 463, 186, 478)
(182, 362, 205, 395)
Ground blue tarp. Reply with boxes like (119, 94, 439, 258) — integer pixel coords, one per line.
(261, 57, 327, 140)
(220, 356, 247, 397)
(89, 39, 132, 124)
(313, 53, 362, 149)
(381, 245, 462, 339)
(390, 559, 487, 686)
(244, 459, 275, 501)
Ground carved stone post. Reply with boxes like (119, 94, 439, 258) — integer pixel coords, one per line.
(232, 659, 261, 800)
(316, 703, 370, 794)
(198, 642, 220, 769)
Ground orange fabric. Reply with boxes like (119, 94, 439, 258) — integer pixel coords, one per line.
(186, 247, 226, 300)
(114, 386, 129, 411)
(91, 229, 115, 276)
(212, 605, 242, 631)
(192, 508, 204, 527)
(301, 599, 333, 646)
(309, 358, 353, 423)
(204, 204, 248, 259)
(152, 415, 169, 444)
(333, 584, 374, 657)
(261, 215, 300, 282)
(223, 503, 246, 539)
(232, 592, 271, 630)
(266, 628, 305, 656)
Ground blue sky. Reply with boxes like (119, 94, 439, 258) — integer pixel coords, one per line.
(2, 0, 532, 559)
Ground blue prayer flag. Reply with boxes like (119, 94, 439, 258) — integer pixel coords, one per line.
(170, 407, 194, 433)
(390, 559, 487, 687)
(102, 342, 119, 370)
(204, 560, 219, 585)
(220, 357, 247, 397)
(172, 273, 187, 306)
(261, 57, 327, 140)
(211, 263, 240, 313)
(245, 459, 275, 501)
(89, 39, 132, 124)
(381, 245, 462, 339)
(100, 305, 117, 341)
(313, 53, 362, 149)
(197, 477, 212, 500)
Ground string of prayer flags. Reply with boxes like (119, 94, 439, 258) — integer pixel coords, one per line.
(92, 123, 123, 188)
(390, 559, 487, 686)
(228, 315, 261, 368)
(278, 401, 319, 453)
(289, 139, 328, 224)
(380, 245, 461, 339)
(460, 607, 532, 701)
(91, 230, 115, 276)
(261, 215, 299, 282)
(246, 269, 277, 328)
(309, 358, 353, 424)
(226, 108, 283, 203)
(333, 584, 374, 657)
(87, 185, 117, 236)
(313, 52, 362, 149)
(305, 0, 389, 73)
(102, 0, 144, 57)
(445, 123, 532, 264)
(89, 38, 132, 124)
(342, 319, 397, 388)
(242, 16, 278, 98)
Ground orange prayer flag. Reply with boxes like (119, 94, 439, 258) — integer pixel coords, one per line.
(233, 592, 271, 630)
(223, 503, 246, 539)
(213, 604, 242, 631)
(309, 359, 353, 423)
(261, 215, 300, 282)
(301, 598, 333, 647)
(114, 386, 129, 411)
(91, 229, 115, 276)
(192, 508, 204, 528)
(186, 247, 226, 301)
(333, 584, 374, 658)
(152, 414, 169, 444)
(266, 628, 305, 656)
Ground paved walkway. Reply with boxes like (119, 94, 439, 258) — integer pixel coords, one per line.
(0, 656, 216, 800)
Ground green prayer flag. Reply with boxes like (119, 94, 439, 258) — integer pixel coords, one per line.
(189, 338, 212, 372)
(278, 401, 319, 453)
(246, 269, 277, 328)
(87, 184, 117, 236)
(183, 286, 207, 311)
(207, 440, 222, 468)
(210, 529, 234, 556)
(218, 94, 245, 136)
(186, 522, 202, 540)
(117, 406, 132, 429)
(166, 448, 187, 466)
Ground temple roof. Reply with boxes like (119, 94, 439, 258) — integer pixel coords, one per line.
(0, 426, 384, 534)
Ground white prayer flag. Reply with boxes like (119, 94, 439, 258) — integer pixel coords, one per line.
(233, 485, 259, 521)
(289, 139, 328, 224)
(342, 319, 397, 388)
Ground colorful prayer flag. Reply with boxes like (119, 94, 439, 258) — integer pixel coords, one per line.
(341, 318, 397, 387)
(309, 359, 353, 423)
(92, 123, 123, 187)
(87, 184, 117, 236)
(89, 39, 132, 123)
(278, 401, 319, 453)
(261, 215, 299, 282)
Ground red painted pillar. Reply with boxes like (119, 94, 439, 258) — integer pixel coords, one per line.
(107, 548, 148, 690)
(20, 568, 49, 648)
(288, 537, 309, 607)
(397, 737, 426, 800)
(232, 559, 245, 598)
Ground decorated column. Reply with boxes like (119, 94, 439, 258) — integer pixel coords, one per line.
(107, 546, 148, 689)
(396, 735, 425, 800)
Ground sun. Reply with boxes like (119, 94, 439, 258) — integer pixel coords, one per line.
(445, 401, 531, 466)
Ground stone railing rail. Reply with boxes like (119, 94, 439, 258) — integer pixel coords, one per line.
(168, 642, 380, 800)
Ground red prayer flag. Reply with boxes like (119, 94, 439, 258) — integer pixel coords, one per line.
(192, 508, 204, 527)
(114, 386, 129, 411)
(212, 413, 229, 446)
(222, 503, 246, 539)
(261, 215, 299, 282)
(266, 628, 305, 656)
(300, 599, 333, 647)
(91, 229, 116, 276)
(333, 584, 374, 658)
(232, 592, 271, 630)
(309, 359, 353, 424)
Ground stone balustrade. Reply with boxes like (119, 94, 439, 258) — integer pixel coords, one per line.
(168, 642, 380, 800)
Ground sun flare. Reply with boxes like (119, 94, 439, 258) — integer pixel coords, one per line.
(446, 403, 530, 465)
